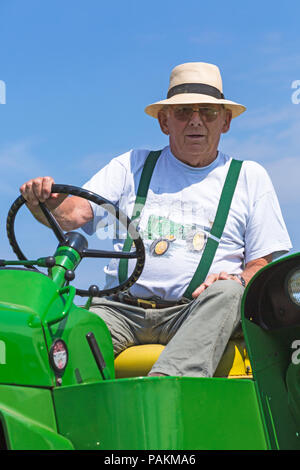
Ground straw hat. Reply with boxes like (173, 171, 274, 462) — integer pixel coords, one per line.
(145, 62, 246, 119)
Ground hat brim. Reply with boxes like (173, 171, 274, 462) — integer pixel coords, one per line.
(145, 93, 246, 119)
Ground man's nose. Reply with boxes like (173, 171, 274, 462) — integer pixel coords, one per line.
(189, 109, 205, 125)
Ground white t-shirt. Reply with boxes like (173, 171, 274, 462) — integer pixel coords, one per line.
(82, 146, 292, 300)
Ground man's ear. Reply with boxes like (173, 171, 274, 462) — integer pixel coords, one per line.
(157, 110, 169, 135)
(221, 109, 232, 134)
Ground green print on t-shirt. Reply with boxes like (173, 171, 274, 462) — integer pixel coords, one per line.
(140, 214, 209, 241)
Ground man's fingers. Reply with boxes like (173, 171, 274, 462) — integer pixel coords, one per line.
(20, 177, 55, 206)
(218, 271, 231, 280)
(191, 272, 242, 298)
(20, 180, 40, 206)
(191, 284, 206, 298)
(40, 176, 54, 201)
(218, 272, 243, 285)
(192, 273, 219, 298)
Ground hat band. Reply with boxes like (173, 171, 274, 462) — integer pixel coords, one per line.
(167, 83, 225, 100)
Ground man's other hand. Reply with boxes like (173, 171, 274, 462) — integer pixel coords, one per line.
(192, 272, 243, 298)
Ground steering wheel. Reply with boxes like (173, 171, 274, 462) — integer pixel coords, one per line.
(6, 184, 145, 297)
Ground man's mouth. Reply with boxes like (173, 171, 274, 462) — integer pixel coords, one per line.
(186, 134, 206, 139)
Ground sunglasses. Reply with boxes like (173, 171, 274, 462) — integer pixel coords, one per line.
(172, 105, 222, 122)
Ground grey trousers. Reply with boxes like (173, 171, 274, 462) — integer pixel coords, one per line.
(89, 280, 244, 377)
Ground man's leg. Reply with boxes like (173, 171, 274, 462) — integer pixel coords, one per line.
(149, 280, 244, 377)
(89, 298, 142, 356)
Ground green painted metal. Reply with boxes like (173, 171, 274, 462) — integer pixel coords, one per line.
(44, 302, 115, 387)
(53, 376, 268, 450)
(241, 252, 300, 450)
(0, 385, 73, 450)
(0, 259, 115, 389)
(0, 269, 58, 387)
(51, 245, 81, 287)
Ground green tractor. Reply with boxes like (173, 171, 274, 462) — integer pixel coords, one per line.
(0, 184, 300, 450)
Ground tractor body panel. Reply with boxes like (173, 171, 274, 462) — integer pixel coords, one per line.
(241, 253, 300, 450)
(0, 384, 73, 450)
(53, 376, 269, 450)
(45, 302, 115, 386)
(0, 268, 115, 389)
(0, 269, 57, 386)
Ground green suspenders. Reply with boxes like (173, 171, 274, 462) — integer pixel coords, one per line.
(183, 157, 243, 298)
(118, 150, 243, 299)
(118, 150, 162, 284)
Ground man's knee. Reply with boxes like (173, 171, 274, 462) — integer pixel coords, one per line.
(192, 279, 244, 323)
(208, 279, 244, 299)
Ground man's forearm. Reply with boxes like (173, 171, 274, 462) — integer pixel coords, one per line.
(26, 203, 52, 228)
(26, 196, 93, 231)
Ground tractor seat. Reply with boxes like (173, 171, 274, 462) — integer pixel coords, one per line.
(114, 338, 252, 379)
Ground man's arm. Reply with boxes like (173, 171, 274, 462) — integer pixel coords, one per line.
(20, 176, 93, 231)
(192, 254, 272, 298)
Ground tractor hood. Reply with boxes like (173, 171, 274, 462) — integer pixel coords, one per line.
(0, 268, 62, 387)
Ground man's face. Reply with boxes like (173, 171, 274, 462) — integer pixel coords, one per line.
(158, 104, 232, 167)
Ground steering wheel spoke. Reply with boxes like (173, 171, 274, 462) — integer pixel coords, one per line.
(38, 202, 68, 244)
(81, 248, 139, 259)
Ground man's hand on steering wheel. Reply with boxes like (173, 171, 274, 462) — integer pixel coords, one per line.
(20, 176, 67, 210)
(20, 177, 93, 231)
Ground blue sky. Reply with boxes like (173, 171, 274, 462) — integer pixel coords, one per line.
(0, 0, 300, 297)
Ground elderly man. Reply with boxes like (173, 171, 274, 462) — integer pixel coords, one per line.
(20, 62, 292, 377)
